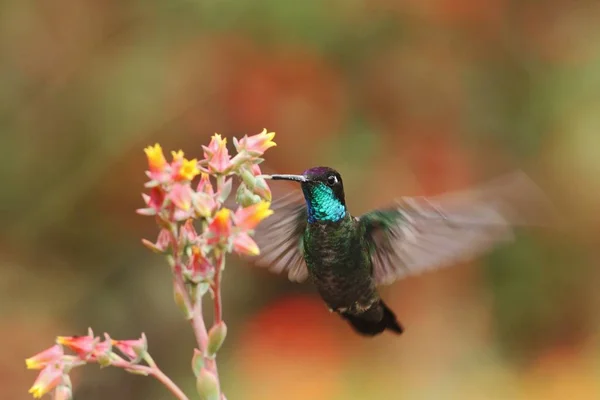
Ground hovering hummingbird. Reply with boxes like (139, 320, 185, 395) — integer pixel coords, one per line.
(250, 167, 552, 337)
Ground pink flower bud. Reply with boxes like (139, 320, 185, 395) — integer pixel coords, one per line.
(26, 345, 63, 370)
(141, 229, 171, 254)
(169, 183, 193, 212)
(197, 173, 215, 196)
(202, 134, 232, 174)
(232, 232, 260, 256)
(112, 333, 147, 362)
(142, 187, 166, 212)
(90, 335, 113, 367)
(190, 246, 213, 282)
(235, 129, 276, 156)
(28, 364, 63, 398)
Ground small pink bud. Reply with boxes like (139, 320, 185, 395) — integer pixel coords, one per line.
(190, 246, 213, 283)
(144, 187, 166, 212)
(191, 349, 204, 377)
(28, 364, 63, 398)
(196, 173, 215, 196)
(141, 229, 171, 254)
(235, 129, 276, 156)
(253, 176, 272, 201)
(90, 334, 112, 367)
(196, 368, 220, 400)
(26, 345, 63, 370)
(112, 333, 147, 362)
(207, 322, 227, 358)
(203, 134, 232, 174)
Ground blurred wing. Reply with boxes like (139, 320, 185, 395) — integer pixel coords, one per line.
(360, 171, 555, 286)
(250, 188, 310, 283)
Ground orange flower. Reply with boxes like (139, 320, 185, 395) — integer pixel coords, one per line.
(207, 208, 232, 244)
(29, 364, 63, 398)
(234, 201, 273, 230)
(203, 134, 232, 173)
(171, 150, 185, 162)
(56, 335, 97, 358)
(233, 232, 260, 256)
(26, 345, 63, 370)
(235, 129, 276, 155)
(144, 143, 167, 174)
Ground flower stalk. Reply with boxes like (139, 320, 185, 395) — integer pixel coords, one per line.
(25, 129, 277, 399)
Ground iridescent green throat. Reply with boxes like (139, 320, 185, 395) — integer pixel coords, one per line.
(303, 183, 346, 223)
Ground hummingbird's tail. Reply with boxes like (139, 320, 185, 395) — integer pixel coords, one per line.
(342, 301, 404, 337)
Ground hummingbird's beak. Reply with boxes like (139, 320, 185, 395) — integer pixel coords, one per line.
(269, 174, 307, 183)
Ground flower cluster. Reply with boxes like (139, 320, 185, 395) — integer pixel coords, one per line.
(25, 130, 278, 400)
(26, 329, 147, 399)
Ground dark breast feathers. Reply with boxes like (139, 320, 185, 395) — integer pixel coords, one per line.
(302, 216, 378, 311)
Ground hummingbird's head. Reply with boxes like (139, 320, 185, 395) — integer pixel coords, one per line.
(271, 167, 346, 223)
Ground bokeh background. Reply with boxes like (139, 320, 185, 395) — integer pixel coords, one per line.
(2, 0, 600, 399)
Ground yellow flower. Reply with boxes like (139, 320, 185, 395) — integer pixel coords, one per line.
(144, 143, 167, 173)
(178, 158, 200, 181)
(171, 149, 185, 162)
(234, 201, 273, 230)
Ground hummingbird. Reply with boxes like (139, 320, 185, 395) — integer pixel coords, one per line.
(250, 167, 552, 337)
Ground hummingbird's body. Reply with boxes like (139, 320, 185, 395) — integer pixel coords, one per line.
(253, 167, 551, 336)
(303, 214, 403, 335)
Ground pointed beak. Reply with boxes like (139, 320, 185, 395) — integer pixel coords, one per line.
(269, 174, 307, 183)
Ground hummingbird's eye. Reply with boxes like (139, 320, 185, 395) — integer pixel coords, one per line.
(327, 175, 338, 186)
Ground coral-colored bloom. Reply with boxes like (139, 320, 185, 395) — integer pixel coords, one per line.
(203, 134, 232, 173)
(144, 144, 167, 174)
(233, 232, 260, 256)
(29, 364, 63, 398)
(207, 208, 232, 244)
(56, 335, 97, 358)
(26, 345, 63, 370)
(234, 201, 273, 230)
(236, 129, 277, 155)
(112, 334, 147, 361)
(169, 183, 193, 211)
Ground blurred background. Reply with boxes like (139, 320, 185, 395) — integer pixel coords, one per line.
(2, 0, 600, 399)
